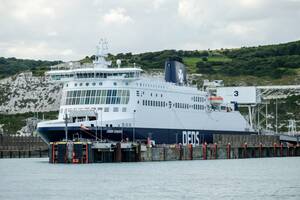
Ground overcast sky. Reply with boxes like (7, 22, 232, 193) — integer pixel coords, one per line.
(1, 0, 300, 61)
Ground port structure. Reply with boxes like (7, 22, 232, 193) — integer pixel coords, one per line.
(205, 81, 300, 136)
(254, 85, 300, 135)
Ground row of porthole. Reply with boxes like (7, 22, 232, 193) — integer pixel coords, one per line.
(66, 82, 129, 87)
(137, 91, 163, 98)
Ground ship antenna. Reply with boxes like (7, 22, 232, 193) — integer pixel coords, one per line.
(93, 38, 111, 68)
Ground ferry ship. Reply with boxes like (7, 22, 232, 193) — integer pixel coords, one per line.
(37, 41, 254, 145)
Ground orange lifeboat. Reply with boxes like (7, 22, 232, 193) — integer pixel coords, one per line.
(208, 96, 223, 105)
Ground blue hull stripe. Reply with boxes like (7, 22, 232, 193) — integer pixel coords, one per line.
(37, 126, 256, 144)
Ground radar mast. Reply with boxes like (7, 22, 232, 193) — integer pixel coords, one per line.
(93, 39, 111, 68)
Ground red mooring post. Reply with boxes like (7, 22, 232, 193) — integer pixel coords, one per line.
(86, 143, 89, 163)
(52, 143, 55, 163)
(189, 144, 193, 160)
(227, 143, 231, 159)
(273, 143, 277, 157)
(202, 143, 207, 160)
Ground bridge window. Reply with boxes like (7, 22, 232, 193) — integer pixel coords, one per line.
(64, 89, 130, 105)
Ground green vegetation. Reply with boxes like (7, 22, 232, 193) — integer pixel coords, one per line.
(0, 111, 58, 134)
(0, 57, 61, 79)
(1, 40, 300, 81)
(79, 40, 300, 80)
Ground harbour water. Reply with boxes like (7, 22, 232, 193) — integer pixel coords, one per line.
(0, 157, 300, 200)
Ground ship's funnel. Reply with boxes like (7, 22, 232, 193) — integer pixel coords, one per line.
(164, 59, 187, 85)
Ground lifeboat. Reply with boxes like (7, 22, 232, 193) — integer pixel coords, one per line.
(208, 96, 223, 105)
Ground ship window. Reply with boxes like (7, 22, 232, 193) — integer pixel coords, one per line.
(104, 107, 109, 112)
(90, 97, 95, 104)
(99, 82, 102, 85)
(75, 83, 77, 87)
(122, 107, 126, 112)
(92, 82, 96, 86)
(79, 83, 83, 86)
(113, 107, 119, 112)
(65, 89, 130, 105)
(113, 82, 117, 86)
(86, 83, 89, 86)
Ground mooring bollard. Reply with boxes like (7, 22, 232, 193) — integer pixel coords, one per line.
(280, 143, 283, 157)
(227, 143, 231, 159)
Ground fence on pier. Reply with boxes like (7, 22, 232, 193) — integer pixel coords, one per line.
(0, 134, 48, 158)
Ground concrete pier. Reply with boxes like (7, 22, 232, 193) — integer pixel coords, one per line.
(48, 140, 300, 164)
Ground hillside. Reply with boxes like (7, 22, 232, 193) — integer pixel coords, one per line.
(1, 40, 300, 82)
(82, 40, 300, 85)
(0, 57, 61, 79)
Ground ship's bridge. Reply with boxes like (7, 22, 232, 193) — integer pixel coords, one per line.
(46, 67, 142, 82)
